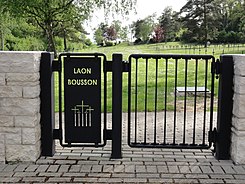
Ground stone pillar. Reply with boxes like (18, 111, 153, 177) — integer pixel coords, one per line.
(0, 51, 42, 163)
(231, 55, 245, 164)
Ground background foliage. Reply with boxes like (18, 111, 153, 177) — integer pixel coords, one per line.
(0, 0, 244, 53)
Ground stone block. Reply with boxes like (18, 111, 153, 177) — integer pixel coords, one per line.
(0, 134, 5, 163)
(0, 51, 42, 73)
(23, 85, 40, 98)
(233, 93, 245, 118)
(22, 126, 41, 145)
(0, 127, 21, 134)
(6, 73, 39, 83)
(5, 132, 22, 145)
(0, 98, 40, 116)
(0, 98, 40, 107)
(5, 141, 41, 162)
(0, 86, 22, 97)
(232, 116, 245, 131)
(7, 81, 39, 87)
(0, 106, 39, 116)
(0, 116, 14, 127)
(0, 73, 5, 86)
(231, 129, 245, 164)
(0, 127, 21, 145)
(234, 75, 245, 94)
(234, 55, 245, 76)
(14, 114, 40, 127)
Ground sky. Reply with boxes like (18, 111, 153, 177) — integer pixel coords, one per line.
(132, 0, 187, 20)
(84, 0, 187, 41)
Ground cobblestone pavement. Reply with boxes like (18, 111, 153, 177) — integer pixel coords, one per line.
(1, 113, 245, 183)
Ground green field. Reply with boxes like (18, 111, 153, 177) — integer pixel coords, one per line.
(54, 42, 245, 112)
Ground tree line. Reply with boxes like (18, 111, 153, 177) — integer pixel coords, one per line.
(94, 0, 245, 47)
(0, 0, 136, 57)
(0, 0, 244, 55)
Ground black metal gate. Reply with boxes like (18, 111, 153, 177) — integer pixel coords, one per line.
(41, 52, 221, 159)
(41, 52, 124, 158)
(127, 54, 219, 149)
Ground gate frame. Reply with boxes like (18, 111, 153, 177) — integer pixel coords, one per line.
(40, 52, 55, 156)
(40, 52, 231, 160)
(215, 55, 233, 160)
(127, 54, 217, 149)
(40, 52, 123, 158)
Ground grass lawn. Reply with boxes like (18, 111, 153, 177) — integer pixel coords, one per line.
(54, 42, 245, 112)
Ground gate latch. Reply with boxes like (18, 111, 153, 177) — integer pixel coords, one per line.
(208, 128, 217, 144)
(104, 60, 129, 72)
(212, 59, 221, 79)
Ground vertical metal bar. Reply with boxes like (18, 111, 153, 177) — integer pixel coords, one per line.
(135, 58, 138, 143)
(194, 59, 198, 144)
(59, 57, 63, 144)
(128, 58, 132, 146)
(163, 59, 168, 144)
(216, 55, 233, 160)
(173, 59, 178, 145)
(154, 58, 158, 144)
(111, 54, 123, 159)
(200, 59, 208, 146)
(144, 58, 148, 144)
(183, 59, 188, 145)
(104, 59, 107, 142)
(40, 52, 55, 156)
(209, 58, 215, 145)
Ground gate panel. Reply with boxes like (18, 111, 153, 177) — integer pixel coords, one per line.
(64, 57, 101, 144)
(55, 53, 107, 147)
(128, 54, 217, 149)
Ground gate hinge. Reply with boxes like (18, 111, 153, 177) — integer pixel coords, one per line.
(53, 129, 62, 140)
(104, 61, 112, 72)
(212, 59, 221, 79)
(122, 61, 130, 72)
(208, 128, 217, 144)
(52, 59, 61, 72)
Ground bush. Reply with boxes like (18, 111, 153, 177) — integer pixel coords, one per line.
(134, 38, 142, 44)
(105, 41, 115, 47)
(5, 35, 45, 51)
(84, 38, 92, 47)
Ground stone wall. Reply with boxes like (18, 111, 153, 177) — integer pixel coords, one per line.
(231, 55, 245, 164)
(0, 51, 42, 163)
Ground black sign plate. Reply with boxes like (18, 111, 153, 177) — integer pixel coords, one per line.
(64, 57, 101, 143)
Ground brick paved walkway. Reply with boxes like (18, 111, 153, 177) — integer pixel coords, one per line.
(0, 113, 245, 183)
(1, 144, 245, 183)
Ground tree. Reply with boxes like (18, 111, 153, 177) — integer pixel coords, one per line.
(1, 0, 136, 57)
(94, 28, 104, 46)
(153, 25, 164, 43)
(94, 23, 108, 46)
(179, 0, 215, 47)
(179, 0, 245, 44)
(0, 6, 11, 50)
(54, 4, 88, 51)
(112, 20, 122, 38)
(132, 15, 155, 43)
(159, 7, 179, 42)
(120, 26, 130, 41)
(106, 25, 117, 41)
